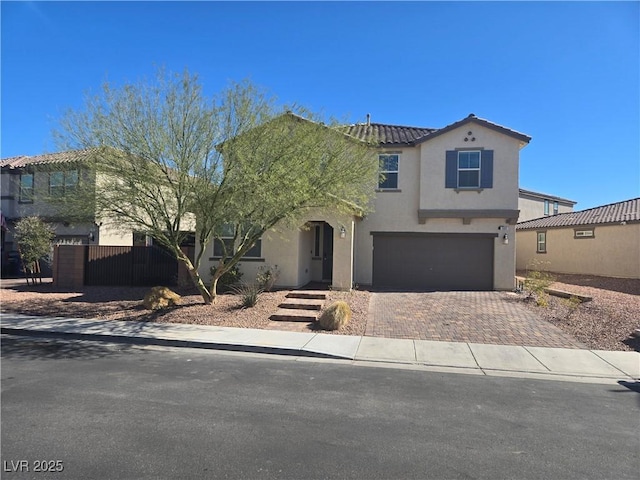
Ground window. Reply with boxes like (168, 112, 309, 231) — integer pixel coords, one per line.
(544, 200, 550, 216)
(19, 173, 34, 202)
(445, 150, 493, 189)
(213, 224, 262, 258)
(457, 151, 481, 188)
(553, 201, 559, 215)
(49, 170, 78, 196)
(314, 225, 321, 257)
(574, 229, 594, 238)
(537, 231, 547, 253)
(378, 154, 399, 189)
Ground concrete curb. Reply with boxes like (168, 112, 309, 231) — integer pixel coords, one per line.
(2, 313, 638, 383)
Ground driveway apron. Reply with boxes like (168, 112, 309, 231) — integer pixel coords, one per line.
(366, 291, 585, 348)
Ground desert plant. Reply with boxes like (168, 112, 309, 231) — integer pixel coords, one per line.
(318, 300, 352, 331)
(13, 216, 55, 284)
(143, 286, 181, 310)
(523, 259, 554, 306)
(562, 295, 582, 319)
(211, 264, 243, 292)
(256, 264, 280, 291)
(231, 282, 263, 308)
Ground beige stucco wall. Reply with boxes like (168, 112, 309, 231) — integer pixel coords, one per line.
(518, 195, 574, 223)
(197, 210, 356, 290)
(516, 224, 640, 279)
(354, 121, 522, 290)
(419, 123, 520, 211)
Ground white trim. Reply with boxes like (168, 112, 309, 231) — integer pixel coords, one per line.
(378, 153, 400, 190)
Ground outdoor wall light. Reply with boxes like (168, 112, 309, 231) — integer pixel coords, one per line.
(502, 233, 509, 245)
(339, 226, 347, 238)
(87, 232, 95, 242)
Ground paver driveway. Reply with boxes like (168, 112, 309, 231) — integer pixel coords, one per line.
(366, 291, 585, 348)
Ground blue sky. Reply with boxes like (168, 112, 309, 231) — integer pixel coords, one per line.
(2, 1, 638, 210)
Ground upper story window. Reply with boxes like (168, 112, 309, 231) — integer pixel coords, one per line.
(553, 201, 559, 215)
(544, 199, 550, 216)
(49, 170, 78, 197)
(378, 154, 399, 189)
(457, 151, 481, 188)
(445, 150, 493, 189)
(19, 173, 34, 203)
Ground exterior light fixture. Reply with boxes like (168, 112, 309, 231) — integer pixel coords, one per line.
(339, 226, 347, 238)
(502, 233, 509, 245)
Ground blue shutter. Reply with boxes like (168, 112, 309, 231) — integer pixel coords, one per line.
(480, 150, 493, 188)
(445, 151, 457, 188)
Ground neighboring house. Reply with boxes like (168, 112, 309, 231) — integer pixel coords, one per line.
(198, 113, 532, 291)
(518, 188, 576, 222)
(516, 198, 640, 279)
(0, 151, 152, 275)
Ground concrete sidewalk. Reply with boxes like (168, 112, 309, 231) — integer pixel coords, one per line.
(2, 313, 638, 384)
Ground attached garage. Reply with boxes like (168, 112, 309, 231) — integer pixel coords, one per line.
(372, 233, 496, 290)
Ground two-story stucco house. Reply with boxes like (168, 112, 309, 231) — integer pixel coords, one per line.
(517, 188, 576, 222)
(1, 151, 140, 271)
(198, 113, 532, 291)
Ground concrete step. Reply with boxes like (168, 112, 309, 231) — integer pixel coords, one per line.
(286, 291, 327, 300)
(279, 298, 323, 310)
(270, 309, 318, 322)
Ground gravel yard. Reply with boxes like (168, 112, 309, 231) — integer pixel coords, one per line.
(0, 282, 370, 336)
(1, 273, 638, 351)
(517, 272, 640, 351)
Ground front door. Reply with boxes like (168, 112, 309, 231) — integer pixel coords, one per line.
(322, 224, 333, 281)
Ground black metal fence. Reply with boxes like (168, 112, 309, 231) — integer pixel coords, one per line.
(84, 245, 179, 286)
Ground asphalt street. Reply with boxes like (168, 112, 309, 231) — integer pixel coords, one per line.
(2, 334, 638, 480)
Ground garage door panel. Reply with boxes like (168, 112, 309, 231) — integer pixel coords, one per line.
(373, 234, 494, 290)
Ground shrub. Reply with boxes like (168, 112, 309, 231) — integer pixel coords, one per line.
(523, 260, 554, 307)
(256, 264, 280, 291)
(143, 286, 181, 310)
(231, 282, 263, 308)
(210, 264, 243, 292)
(318, 301, 351, 331)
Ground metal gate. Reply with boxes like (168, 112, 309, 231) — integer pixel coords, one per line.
(84, 245, 178, 286)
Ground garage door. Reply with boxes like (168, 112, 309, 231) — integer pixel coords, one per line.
(372, 233, 495, 290)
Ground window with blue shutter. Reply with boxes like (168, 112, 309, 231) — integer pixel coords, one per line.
(445, 150, 493, 189)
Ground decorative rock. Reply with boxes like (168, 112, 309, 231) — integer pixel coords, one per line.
(318, 301, 351, 331)
(143, 286, 181, 310)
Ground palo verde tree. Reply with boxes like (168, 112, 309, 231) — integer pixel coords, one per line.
(55, 69, 378, 304)
(13, 216, 55, 281)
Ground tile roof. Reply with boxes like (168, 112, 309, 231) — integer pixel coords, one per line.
(342, 114, 530, 146)
(342, 123, 437, 146)
(516, 197, 640, 229)
(0, 150, 93, 169)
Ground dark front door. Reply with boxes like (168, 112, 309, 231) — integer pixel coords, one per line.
(322, 224, 334, 281)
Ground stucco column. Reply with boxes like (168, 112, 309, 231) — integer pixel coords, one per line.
(330, 219, 354, 290)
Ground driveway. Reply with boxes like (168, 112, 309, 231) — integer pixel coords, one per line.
(366, 291, 585, 348)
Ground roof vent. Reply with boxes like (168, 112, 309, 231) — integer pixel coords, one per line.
(468, 113, 476, 118)
(366, 113, 371, 126)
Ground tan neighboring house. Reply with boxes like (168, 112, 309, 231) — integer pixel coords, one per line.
(518, 188, 576, 222)
(0, 151, 151, 275)
(198, 113, 532, 291)
(516, 198, 640, 279)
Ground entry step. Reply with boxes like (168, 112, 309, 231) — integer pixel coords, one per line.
(286, 291, 327, 300)
(279, 298, 324, 310)
(270, 309, 318, 322)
